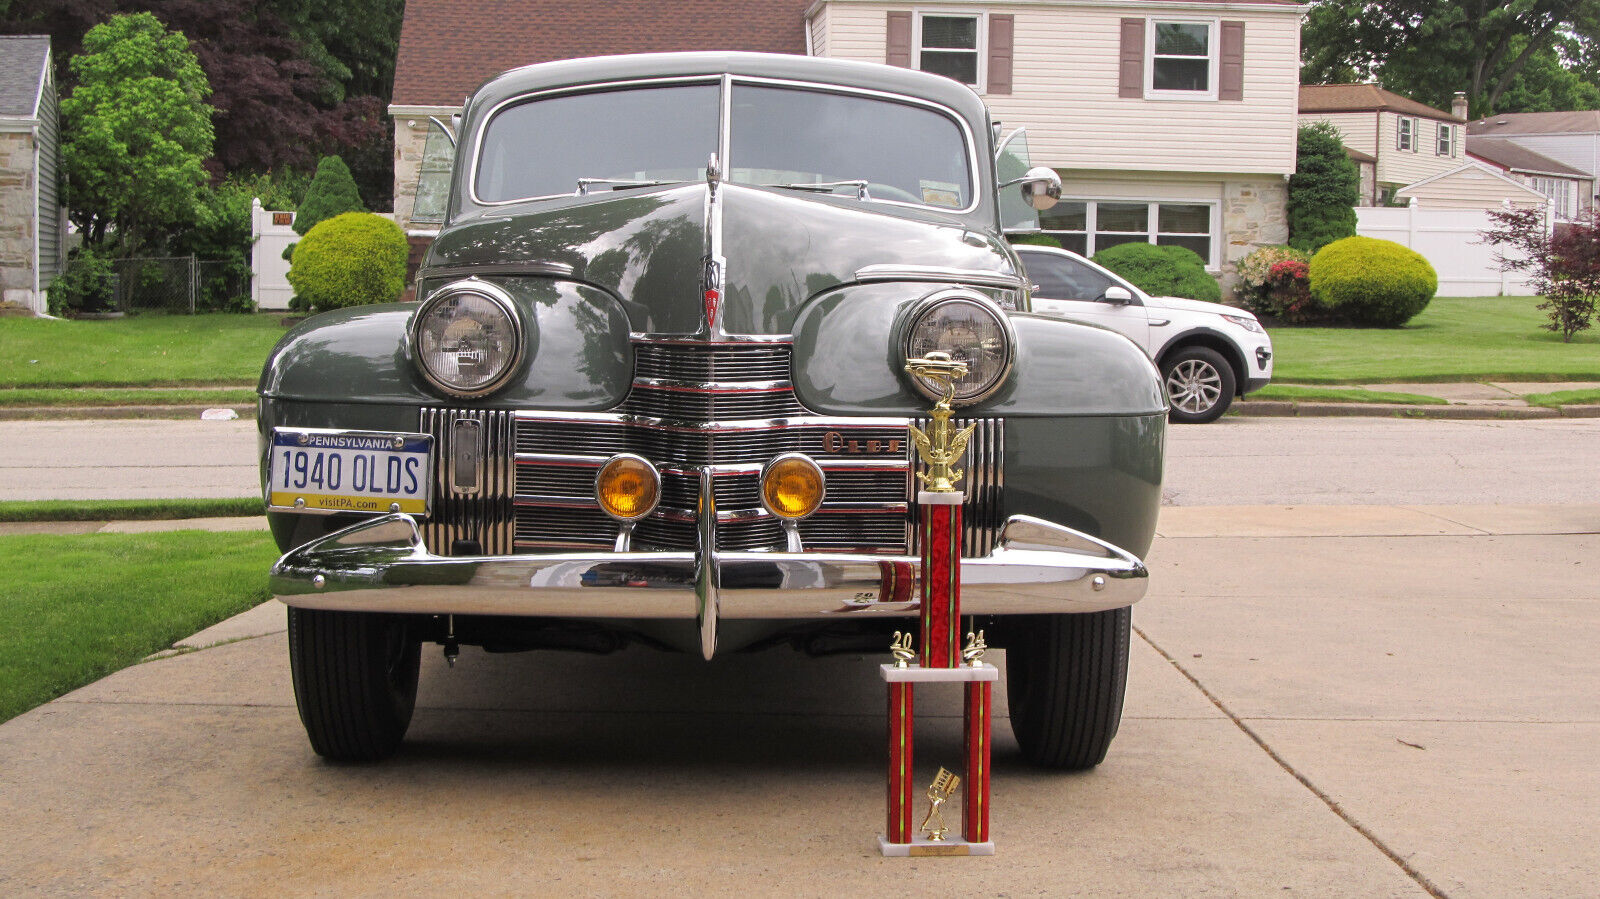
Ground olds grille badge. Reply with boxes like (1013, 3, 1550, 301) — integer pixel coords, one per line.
(702, 257, 722, 328)
(824, 431, 902, 455)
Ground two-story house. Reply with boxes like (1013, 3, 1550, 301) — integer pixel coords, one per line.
(389, 0, 1305, 282)
(1297, 83, 1469, 206)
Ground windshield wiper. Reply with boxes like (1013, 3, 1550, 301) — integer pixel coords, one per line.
(762, 180, 870, 200)
(575, 178, 681, 196)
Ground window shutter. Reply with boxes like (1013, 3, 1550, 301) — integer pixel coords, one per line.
(886, 12, 912, 68)
(987, 14, 1014, 95)
(1219, 21, 1244, 101)
(1118, 18, 1144, 98)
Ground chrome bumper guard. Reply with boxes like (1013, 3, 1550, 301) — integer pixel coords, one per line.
(273, 507, 1147, 658)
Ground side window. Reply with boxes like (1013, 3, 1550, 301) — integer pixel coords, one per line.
(1147, 20, 1215, 96)
(410, 118, 456, 228)
(1024, 253, 1116, 301)
(1397, 117, 1415, 152)
(918, 14, 982, 88)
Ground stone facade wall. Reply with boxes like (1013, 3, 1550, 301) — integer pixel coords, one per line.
(1222, 176, 1289, 296)
(392, 117, 430, 231)
(0, 131, 38, 302)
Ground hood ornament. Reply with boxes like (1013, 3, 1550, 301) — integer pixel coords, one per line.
(905, 352, 977, 494)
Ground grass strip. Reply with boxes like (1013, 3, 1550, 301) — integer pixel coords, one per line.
(0, 498, 263, 523)
(0, 387, 257, 407)
(0, 531, 280, 723)
(1250, 385, 1449, 405)
(1524, 388, 1600, 408)
(1268, 297, 1600, 384)
(1, 314, 288, 388)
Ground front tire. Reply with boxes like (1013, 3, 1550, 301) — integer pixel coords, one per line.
(1161, 346, 1236, 424)
(1006, 608, 1131, 769)
(288, 607, 421, 762)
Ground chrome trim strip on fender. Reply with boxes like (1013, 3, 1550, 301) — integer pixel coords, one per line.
(855, 264, 1025, 290)
(270, 513, 1149, 639)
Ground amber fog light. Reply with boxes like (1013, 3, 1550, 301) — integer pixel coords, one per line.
(761, 454, 825, 520)
(595, 454, 661, 521)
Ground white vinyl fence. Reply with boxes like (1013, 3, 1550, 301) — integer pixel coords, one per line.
(251, 198, 295, 311)
(1355, 201, 1552, 297)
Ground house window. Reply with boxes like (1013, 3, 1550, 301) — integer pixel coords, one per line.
(1529, 176, 1576, 220)
(917, 14, 982, 89)
(1147, 20, 1215, 96)
(1397, 117, 1416, 151)
(1040, 200, 1217, 267)
(1436, 124, 1454, 157)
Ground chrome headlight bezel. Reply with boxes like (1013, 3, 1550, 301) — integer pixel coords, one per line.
(900, 289, 1017, 407)
(411, 278, 526, 398)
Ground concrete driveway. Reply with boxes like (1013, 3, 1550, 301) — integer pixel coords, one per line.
(2, 503, 1594, 896)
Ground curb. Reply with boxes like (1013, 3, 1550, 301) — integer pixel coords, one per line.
(1232, 401, 1598, 420)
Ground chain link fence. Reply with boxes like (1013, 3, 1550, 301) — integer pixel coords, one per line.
(112, 256, 253, 313)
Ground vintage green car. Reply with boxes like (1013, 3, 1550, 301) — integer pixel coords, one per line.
(260, 52, 1165, 767)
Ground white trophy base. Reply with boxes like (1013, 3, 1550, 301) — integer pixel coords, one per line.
(878, 834, 995, 857)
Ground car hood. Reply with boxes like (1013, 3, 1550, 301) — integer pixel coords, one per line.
(425, 183, 1017, 335)
(1143, 294, 1255, 319)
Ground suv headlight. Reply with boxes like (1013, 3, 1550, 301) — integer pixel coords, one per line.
(901, 290, 1015, 406)
(412, 278, 525, 397)
(1222, 313, 1264, 334)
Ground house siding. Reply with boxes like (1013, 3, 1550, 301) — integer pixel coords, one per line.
(1397, 166, 1547, 211)
(817, 2, 1301, 176)
(1374, 113, 1462, 186)
(35, 67, 61, 285)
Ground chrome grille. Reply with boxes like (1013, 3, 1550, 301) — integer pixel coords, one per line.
(425, 342, 1003, 557)
(911, 416, 1005, 557)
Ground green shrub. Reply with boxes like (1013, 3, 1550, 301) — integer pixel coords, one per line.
(1288, 122, 1360, 253)
(286, 212, 407, 312)
(1008, 233, 1062, 249)
(1308, 236, 1438, 327)
(1234, 245, 1326, 320)
(47, 247, 116, 316)
(294, 156, 364, 236)
(1091, 242, 1221, 302)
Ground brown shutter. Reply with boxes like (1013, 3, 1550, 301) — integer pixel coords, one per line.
(886, 11, 912, 68)
(1219, 21, 1245, 101)
(987, 14, 1014, 95)
(1118, 18, 1144, 98)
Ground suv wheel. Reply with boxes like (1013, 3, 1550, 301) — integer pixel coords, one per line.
(288, 607, 421, 762)
(1162, 346, 1236, 424)
(1006, 608, 1131, 769)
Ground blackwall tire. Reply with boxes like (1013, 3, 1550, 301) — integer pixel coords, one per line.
(1162, 346, 1236, 424)
(288, 607, 421, 762)
(1006, 608, 1131, 770)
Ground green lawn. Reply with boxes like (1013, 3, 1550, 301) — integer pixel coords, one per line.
(1269, 297, 1600, 384)
(1525, 388, 1600, 408)
(0, 498, 263, 522)
(0, 531, 280, 723)
(1251, 384, 1448, 405)
(0, 314, 287, 388)
(0, 387, 258, 407)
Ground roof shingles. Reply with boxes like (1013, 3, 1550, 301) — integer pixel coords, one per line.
(0, 35, 50, 119)
(393, 0, 811, 107)
(1299, 83, 1464, 123)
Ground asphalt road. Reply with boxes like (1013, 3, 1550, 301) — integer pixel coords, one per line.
(4, 416, 1600, 505)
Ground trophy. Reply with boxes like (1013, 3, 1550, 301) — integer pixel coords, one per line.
(920, 768, 961, 841)
(876, 353, 997, 857)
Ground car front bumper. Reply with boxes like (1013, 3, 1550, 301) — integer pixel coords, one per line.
(272, 508, 1149, 659)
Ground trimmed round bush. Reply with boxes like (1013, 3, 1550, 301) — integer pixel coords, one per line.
(1308, 236, 1437, 327)
(287, 212, 408, 312)
(1090, 242, 1221, 302)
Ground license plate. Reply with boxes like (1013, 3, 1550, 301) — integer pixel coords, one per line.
(267, 428, 433, 514)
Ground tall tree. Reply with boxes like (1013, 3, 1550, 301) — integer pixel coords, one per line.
(1288, 123, 1360, 254)
(60, 12, 214, 252)
(1302, 0, 1600, 115)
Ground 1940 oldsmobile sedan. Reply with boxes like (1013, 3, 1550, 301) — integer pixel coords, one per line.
(261, 52, 1166, 767)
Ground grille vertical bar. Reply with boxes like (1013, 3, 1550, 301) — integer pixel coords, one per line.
(419, 408, 515, 556)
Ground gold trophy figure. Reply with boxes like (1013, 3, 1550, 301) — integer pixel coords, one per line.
(905, 353, 978, 494)
(962, 630, 988, 667)
(889, 631, 916, 668)
(919, 767, 962, 841)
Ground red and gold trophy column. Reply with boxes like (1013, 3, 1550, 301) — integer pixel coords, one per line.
(879, 353, 996, 857)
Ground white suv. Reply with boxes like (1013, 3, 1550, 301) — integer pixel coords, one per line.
(1015, 245, 1273, 423)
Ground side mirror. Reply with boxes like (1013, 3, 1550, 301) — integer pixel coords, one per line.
(1103, 286, 1134, 305)
(998, 166, 1062, 211)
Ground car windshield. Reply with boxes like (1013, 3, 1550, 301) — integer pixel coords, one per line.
(474, 80, 973, 210)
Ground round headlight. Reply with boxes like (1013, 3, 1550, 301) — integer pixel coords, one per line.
(595, 454, 661, 521)
(413, 279, 524, 397)
(902, 290, 1015, 405)
(761, 453, 825, 520)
